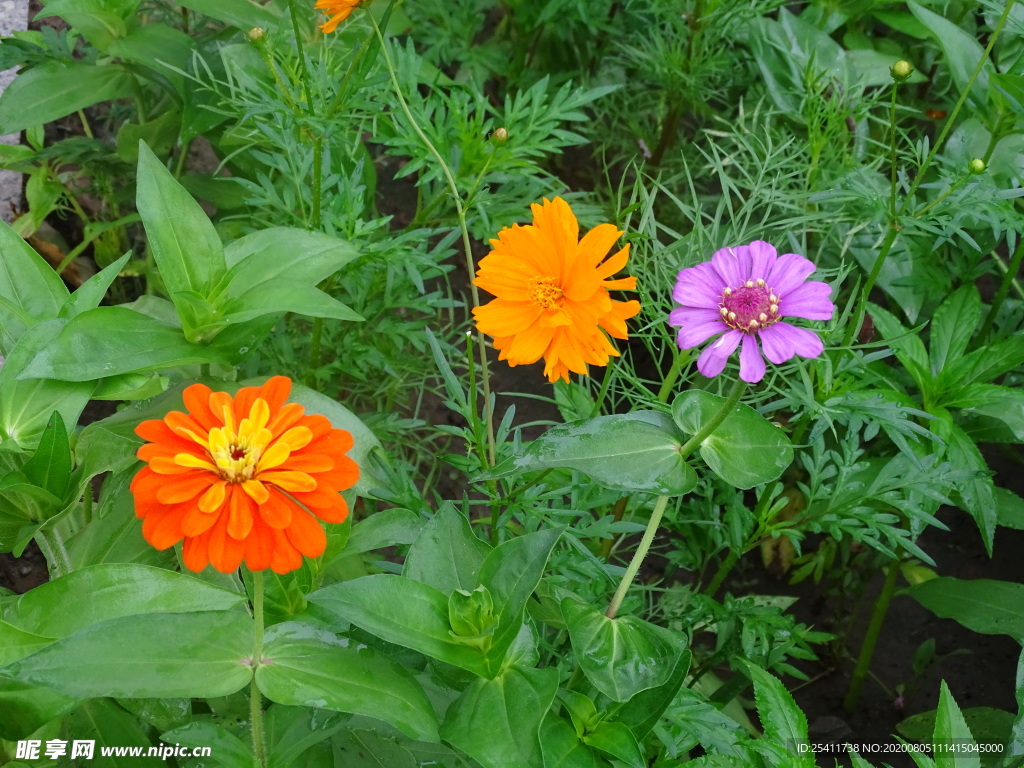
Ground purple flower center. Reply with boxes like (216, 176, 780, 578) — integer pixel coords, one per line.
(719, 280, 781, 333)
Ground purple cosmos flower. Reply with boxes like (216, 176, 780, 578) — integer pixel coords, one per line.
(669, 241, 835, 383)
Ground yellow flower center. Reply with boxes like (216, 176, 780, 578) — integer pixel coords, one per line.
(207, 398, 273, 482)
(529, 277, 564, 309)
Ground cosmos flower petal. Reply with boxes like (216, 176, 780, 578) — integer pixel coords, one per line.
(778, 281, 835, 320)
(739, 335, 767, 383)
(697, 329, 743, 377)
(768, 253, 817, 296)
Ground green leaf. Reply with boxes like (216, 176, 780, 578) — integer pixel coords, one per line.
(0, 621, 53, 667)
(561, 596, 685, 702)
(161, 721, 251, 768)
(929, 286, 981, 379)
(869, 302, 932, 392)
(117, 697, 191, 733)
(217, 284, 362, 326)
(994, 487, 1024, 531)
(539, 715, 606, 768)
(404, 502, 491, 593)
(608, 649, 691, 738)
(60, 253, 132, 321)
(20, 411, 71, 501)
(307, 574, 487, 676)
(176, 0, 281, 30)
(346, 508, 423, 555)
(909, 2, 992, 110)
(898, 707, 1014, 751)
(671, 390, 793, 489)
(17, 306, 232, 381)
(68, 698, 155, 768)
(745, 663, 815, 767)
(264, 705, 348, 768)
(0, 61, 135, 135)
(582, 721, 645, 768)
(1, 611, 254, 698)
(479, 527, 562, 673)
(935, 422, 995, 555)
(489, 412, 697, 495)
(221, 228, 359, 291)
(907, 577, 1024, 640)
(1010, 648, 1024, 757)
(934, 681, 979, 768)
(938, 335, 1024, 392)
(948, 384, 1024, 443)
(256, 622, 439, 743)
(136, 142, 226, 332)
(441, 665, 558, 768)
(3, 563, 247, 637)
(35, 0, 138, 50)
(0, 678, 79, 740)
(0, 320, 95, 450)
(332, 729, 418, 768)
(0, 221, 69, 352)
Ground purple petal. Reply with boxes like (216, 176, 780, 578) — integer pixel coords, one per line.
(673, 263, 722, 309)
(760, 322, 824, 361)
(778, 281, 835, 321)
(739, 334, 766, 383)
(697, 329, 742, 378)
(748, 241, 778, 282)
(766, 253, 817, 296)
(673, 309, 727, 349)
(711, 246, 751, 288)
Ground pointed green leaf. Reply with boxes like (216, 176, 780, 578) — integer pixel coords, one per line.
(264, 705, 348, 768)
(582, 721, 645, 768)
(175, 0, 281, 30)
(907, 577, 1024, 640)
(934, 681, 979, 768)
(0, 678, 79, 741)
(671, 390, 793, 489)
(540, 714, 606, 768)
(909, 2, 992, 110)
(0, 221, 69, 352)
(745, 663, 814, 766)
(404, 502, 491, 593)
(1, 611, 254, 698)
(20, 412, 71, 501)
(929, 286, 981, 378)
(346, 508, 423, 555)
(59, 253, 133, 320)
(608, 649, 691, 738)
(256, 622, 439, 743)
(160, 721, 252, 768)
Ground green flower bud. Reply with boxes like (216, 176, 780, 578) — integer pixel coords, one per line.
(969, 158, 985, 174)
(448, 586, 495, 650)
(248, 27, 266, 45)
(491, 127, 509, 144)
(890, 60, 912, 83)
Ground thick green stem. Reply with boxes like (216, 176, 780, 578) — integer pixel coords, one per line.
(843, 223, 900, 348)
(655, 349, 689, 405)
(35, 530, 72, 579)
(980, 238, 1024, 339)
(888, 81, 899, 219)
(844, 560, 901, 712)
(605, 378, 747, 618)
(250, 570, 267, 768)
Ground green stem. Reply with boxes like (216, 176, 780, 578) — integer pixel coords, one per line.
(980, 238, 1024, 339)
(598, 497, 629, 559)
(370, 12, 497, 470)
(605, 378, 747, 618)
(590, 361, 615, 418)
(82, 487, 93, 526)
(888, 80, 899, 219)
(705, 549, 739, 597)
(844, 560, 901, 713)
(842, 223, 900, 348)
(649, 101, 681, 167)
(656, 349, 689, 406)
(35, 530, 72, 579)
(288, 0, 315, 110)
(250, 570, 267, 768)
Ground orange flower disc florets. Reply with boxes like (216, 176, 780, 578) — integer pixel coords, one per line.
(130, 376, 359, 574)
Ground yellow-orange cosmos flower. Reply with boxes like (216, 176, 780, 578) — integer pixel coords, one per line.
(315, 0, 363, 33)
(472, 197, 641, 383)
(130, 376, 358, 574)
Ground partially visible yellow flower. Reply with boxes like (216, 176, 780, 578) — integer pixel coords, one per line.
(316, 0, 364, 33)
(472, 197, 641, 383)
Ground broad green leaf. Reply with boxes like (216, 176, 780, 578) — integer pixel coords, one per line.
(994, 487, 1024, 530)
(16, 306, 233, 381)
(59, 253, 132, 320)
(0, 61, 135, 135)
(307, 574, 487, 676)
(745, 663, 815, 767)
(929, 286, 981, 378)
(539, 715, 606, 768)
(671, 390, 793, 489)
(20, 412, 71, 501)
(488, 412, 697, 495)
(176, 0, 281, 30)
(948, 384, 1024, 443)
(217, 283, 362, 326)
(346, 508, 423, 555)
(582, 721, 645, 768)
(934, 681, 979, 768)
(608, 649, 691, 738)
(907, 577, 1024, 640)
(35, 0, 138, 50)
(0, 320, 95, 450)
(561, 596, 684, 702)
(160, 721, 251, 768)
(68, 698, 155, 768)
(898, 707, 1014, 751)
(107, 23, 193, 95)
(479, 527, 562, 673)
(332, 729, 418, 768)
(256, 622, 439, 743)
(221, 228, 360, 292)
(441, 665, 558, 768)
(3, 563, 247, 637)
(1, 611, 254, 698)
(934, 422, 995, 554)
(869, 302, 932, 392)
(65, 487, 176, 569)
(938, 335, 1024, 392)
(0, 622, 53, 667)
(117, 697, 191, 733)
(264, 705, 348, 768)
(0, 678, 79, 741)
(909, 2, 992, 110)
(404, 502, 491, 593)
(136, 142, 226, 330)
(0, 221, 69, 352)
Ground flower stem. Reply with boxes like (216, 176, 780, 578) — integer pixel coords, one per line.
(887, 80, 899, 220)
(250, 569, 268, 768)
(980, 238, 1024, 339)
(844, 559, 901, 713)
(605, 378, 747, 618)
(370, 13, 497, 470)
(843, 223, 900, 348)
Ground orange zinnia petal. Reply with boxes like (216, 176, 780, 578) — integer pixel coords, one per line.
(285, 509, 327, 558)
(156, 471, 216, 504)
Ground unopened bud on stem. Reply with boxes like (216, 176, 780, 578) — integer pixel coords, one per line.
(491, 127, 508, 144)
(248, 27, 266, 45)
(969, 158, 986, 174)
(890, 60, 912, 83)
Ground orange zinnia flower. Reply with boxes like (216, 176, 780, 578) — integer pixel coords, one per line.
(472, 197, 641, 383)
(315, 0, 364, 33)
(130, 376, 359, 574)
